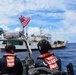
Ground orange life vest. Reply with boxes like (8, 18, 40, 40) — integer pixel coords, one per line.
(38, 52, 59, 70)
(5, 53, 15, 68)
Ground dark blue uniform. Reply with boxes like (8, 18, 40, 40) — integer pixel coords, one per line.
(0, 54, 23, 75)
(35, 52, 61, 71)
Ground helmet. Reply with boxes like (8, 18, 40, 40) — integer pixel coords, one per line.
(37, 39, 52, 54)
(5, 44, 16, 53)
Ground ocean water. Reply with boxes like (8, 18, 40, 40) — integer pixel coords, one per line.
(0, 43, 76, 75)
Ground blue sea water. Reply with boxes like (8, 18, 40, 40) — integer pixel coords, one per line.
(0, 43, 76, 75)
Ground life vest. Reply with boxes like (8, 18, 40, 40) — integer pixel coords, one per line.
(38, 52, 59, 71)
(4, 53, 15, 68)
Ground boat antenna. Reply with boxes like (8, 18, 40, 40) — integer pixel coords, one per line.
(40, 27, 42, 38)
(22, 26, 25, 38)
(26, 26, 28, 40)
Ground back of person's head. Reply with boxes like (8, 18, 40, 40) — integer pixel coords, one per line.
(37, 39, 52, 54)
(5, 44, 15, 53)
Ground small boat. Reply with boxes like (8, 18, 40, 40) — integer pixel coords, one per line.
(51, 40, 68, 49)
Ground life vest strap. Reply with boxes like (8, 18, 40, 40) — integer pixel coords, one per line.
(38, 52, 54, 59)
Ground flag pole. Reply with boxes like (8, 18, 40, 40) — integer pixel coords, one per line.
(22, 25, 28, 39)
(26, 26, 28, 40)
(22, 27, 25, 38)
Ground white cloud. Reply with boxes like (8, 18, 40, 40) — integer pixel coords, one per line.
(0, 24, 21, 32)
(64, 11, 76, 23)
(14, 27, 21, 31)
(25, 0, 66, 11)
(0, 0, 25, 16)
(0, 0, 25, 26)
(27, 27, 40, 36)
(27, 27, 52, 36)
(0, 0, 76, 43)
(0, 24, 10, 31)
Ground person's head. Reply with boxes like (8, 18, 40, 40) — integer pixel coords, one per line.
(5, 44, 15, 54)
(37, 39, 52, 54)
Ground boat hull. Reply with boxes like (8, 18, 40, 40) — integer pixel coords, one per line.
(0, 42, 67, 52)
(0, 40, 67, 52)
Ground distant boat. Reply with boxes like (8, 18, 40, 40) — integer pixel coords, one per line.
(0, 28, 28, 51)
(0, 28, 67, 51)
(27, 35, 68, 50)
(27, 27, 68, 50)
(51, 40, 68, 49)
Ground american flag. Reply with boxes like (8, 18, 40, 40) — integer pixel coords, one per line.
(19, 15, 30, 28)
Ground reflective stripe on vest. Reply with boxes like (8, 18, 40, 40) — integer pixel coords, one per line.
(38, 52, 59, 70)
(44, 55, 59, 70)
(6, 55, 15, 67)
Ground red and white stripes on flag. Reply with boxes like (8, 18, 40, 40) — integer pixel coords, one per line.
(19, 15, 30, 28)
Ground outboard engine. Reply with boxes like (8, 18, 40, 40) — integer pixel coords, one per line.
(67, 63, 74, 75)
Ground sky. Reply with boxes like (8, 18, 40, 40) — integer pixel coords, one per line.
(0, 0, 76, 43)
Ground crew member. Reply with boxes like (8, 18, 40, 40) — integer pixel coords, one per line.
(0, 44, 23, 75)
(35, 39, 61, 71)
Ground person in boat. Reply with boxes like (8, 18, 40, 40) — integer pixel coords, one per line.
(34, 39, 65, 74)
(28, 39, 74, 75)
(0, 44, 23, 75)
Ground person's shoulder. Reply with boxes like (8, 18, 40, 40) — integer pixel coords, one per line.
(15, 56, 21, 61)
(15, 56, 22, 63)
(0, 56, 5, 60)
(0, 56, 6, 63)
(36, 58, 45, 64)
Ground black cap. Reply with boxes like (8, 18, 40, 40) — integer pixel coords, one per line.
(5, 44, 15, 53)
(37, 39, 52, 54)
